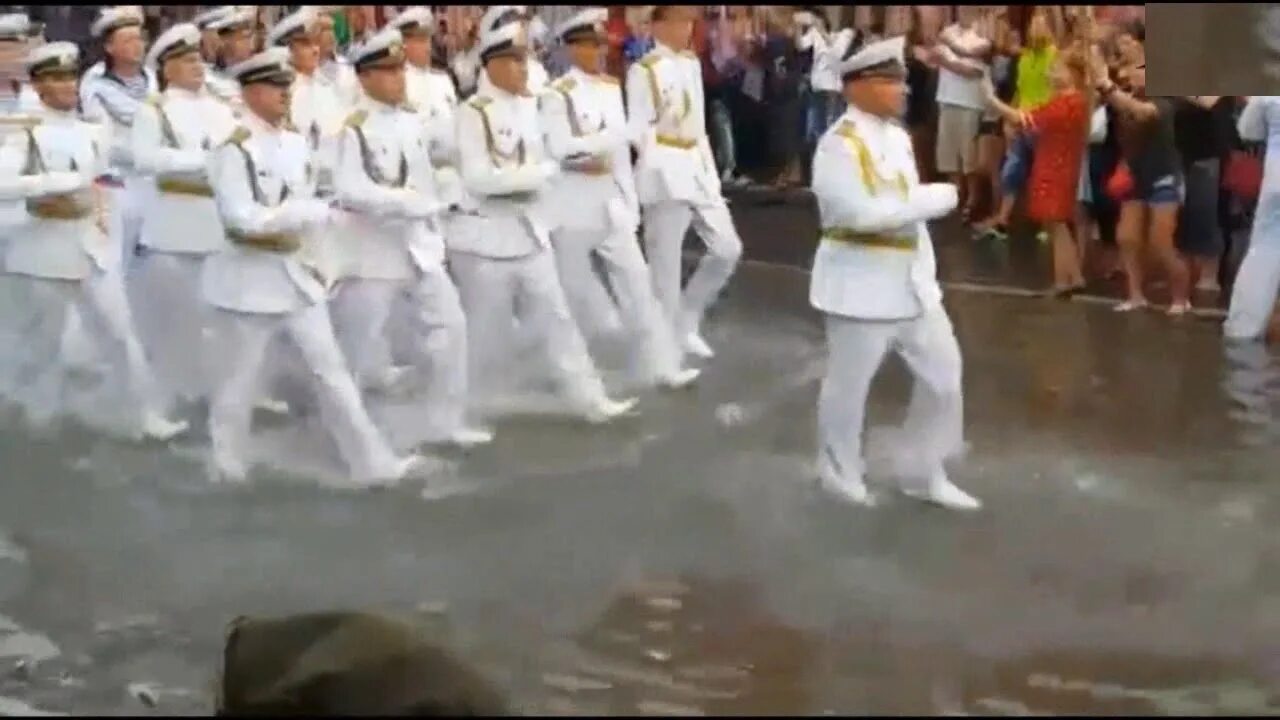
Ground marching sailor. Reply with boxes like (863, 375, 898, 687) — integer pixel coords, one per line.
(80, 5, 156, 270)
(0, 13, 41, 115)
(450, 20, 636, 423)
(810, 35, 979, 510)
(204, 7, 258, 114)
(129, 22, 238, 405)
(477, 6, 549, 96)
(0, 42, 187, 440)
(388, 7, 465, 210)
(316, 11, 360, 108)
(330, 28, 492, 447)
(267, 7, 347, 282)
(1224, 96, 1280, 342)
(625, 5, 742, 361)
(202, 47, 424, 485)
(540, 8, 699, 390)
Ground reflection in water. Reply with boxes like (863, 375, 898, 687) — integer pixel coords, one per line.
(1222, 340, 1280, 447)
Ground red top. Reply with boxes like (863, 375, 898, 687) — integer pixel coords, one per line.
(1025, 91, 1089, 223)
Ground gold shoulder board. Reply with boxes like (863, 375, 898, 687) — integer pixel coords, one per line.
(467, 95, 492, 109)
(145, 93, 163, 107)
(344, 109, 368, 128)
(638, 52, 662, 69)
(596, 74, 620, 86)
(222, 125, 251, 146)
(552, 76, 576, 93)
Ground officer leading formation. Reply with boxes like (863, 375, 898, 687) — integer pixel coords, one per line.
(0, 6, 979, 512)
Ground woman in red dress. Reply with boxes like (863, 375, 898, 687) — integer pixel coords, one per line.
(983, 50, 1092, 296)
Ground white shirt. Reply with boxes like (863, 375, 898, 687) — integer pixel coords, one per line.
(804, 28, 840, 93)
(131, 86, 237, 255)
(934, 23, 988, 111)
(809, 105, 955, 321)
(203, 110, 332, 315)
(289, 69, 347, 195)
(0, 104, 111, 280)
(334, 96, 445, 280)
(539, 65, 638, 232)
(318, 55, 360, 107)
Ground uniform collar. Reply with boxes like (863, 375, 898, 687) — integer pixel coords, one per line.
(36, 103, 77, 122)
(243, 109, 284, 135)
(164, 85, 202, 100)
(654, 40, 680, 58)
(842, 103, 893, 132)
(361, 95, 399, 114)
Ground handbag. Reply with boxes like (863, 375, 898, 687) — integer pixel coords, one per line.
(1105, 159, 1134, 202)
(1223, 145, 1263, 201)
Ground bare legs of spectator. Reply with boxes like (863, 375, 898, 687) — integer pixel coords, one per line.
(975, 128, 1005, 226)
(1047, 221, 1084, 295)
(1115, 200, 1190, 314)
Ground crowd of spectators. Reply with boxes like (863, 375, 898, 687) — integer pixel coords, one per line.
(2, 5, 1268, 320)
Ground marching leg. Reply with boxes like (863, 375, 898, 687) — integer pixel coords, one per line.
(816, 314, 894, 506)
(283, 301, 420, 485)
(450, 253, 517, 411)
(683, 200, 743, 358)
(6, 278, 74, 428)
(595, 228, 698, 389)
(894, 307, 980, 511)
(1224, 244, 1280, 341)
(331, 279, 404, 392)
(553, 229, 623, 340)
(642, 201, 694, 335)
(80, 267, 189, 441)
(517, 250, 636, 422)
(405, 264, 491, 446)
(207, 311, 276, 481)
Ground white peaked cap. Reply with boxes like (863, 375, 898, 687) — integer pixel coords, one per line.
(554, 7, 607, 44)
(26, 41, 78, 77)
(146, 22, 201, 69)
(479, 5, 527, 35)
(348, 26, 405, 71)
(838, 34, 906, 81)
(0, 13, 30, 40)
(228, 46, 294, 85)
(387, 7, 433, 35)
(478, 19, 529, 64)
(193, 6, 235, 32)
(209, 8, 255, 34)
(266, 7, 317, 47)
(90, 6, 144, 40)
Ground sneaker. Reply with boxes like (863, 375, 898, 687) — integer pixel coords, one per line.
(903, 472, 982, 511)
(446, 426, 495, 448)
(585, 396, 639, 424)
(254, 398, 291, 416)
(1113, 298, 1148, 313)
(817, 462, 874, 507)
(682, 331, 715, 360)
(1166, 301, 1193, 317)
(141, 413, 189, 442)
(660, 367, 702, 390)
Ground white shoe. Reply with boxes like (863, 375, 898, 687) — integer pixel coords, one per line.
(904, 472, 982, 512)
(211, 456, 250, 484)
(362, 365, 413, 394)
(1166, 301, 1193, 317)
(254, 398, 291, 416)
(682, 332, 715, 360)
(141, 413, 189, 442)
(817, 461, 874, 507)
(660, 367, 701, 390)
(585, 396, 639, 424)
(446, 426, 494, 448)
(1113, 298, 1148, 313)
(363, 453, 438, 488)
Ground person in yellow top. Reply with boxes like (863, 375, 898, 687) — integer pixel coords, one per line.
(975, 9, 1057, 241)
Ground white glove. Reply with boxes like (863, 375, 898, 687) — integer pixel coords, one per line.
(398, 192, 443, 220)
(284, 198, 333, 228)
(536, 159, 560, 182)
(41, 171, 87, 196)
(912, 183, 959, 221)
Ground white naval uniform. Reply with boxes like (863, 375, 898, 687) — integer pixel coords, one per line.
(129, 86, 237, 403)
(405, 62, 463, 209)
(810, 105, 966, 501)
(330, 97, 472, 440)
(80, 67, 157, 270)
(287, 68, 348, 279)
(202, 111, 403, 482)
(1226, 96, 1280, 341)
(204, 63, 245, 117)
(319, 55, 360, 108)
(0, 105, 172, 434)
(626, 41, 742, 356)
(449, 84, 616, 417)
(540, 66, 686, 386)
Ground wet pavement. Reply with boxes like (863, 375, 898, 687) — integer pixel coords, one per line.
(2, 216, 1280, 714)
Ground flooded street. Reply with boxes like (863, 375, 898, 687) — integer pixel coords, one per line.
(3, 236, 1280, 714)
